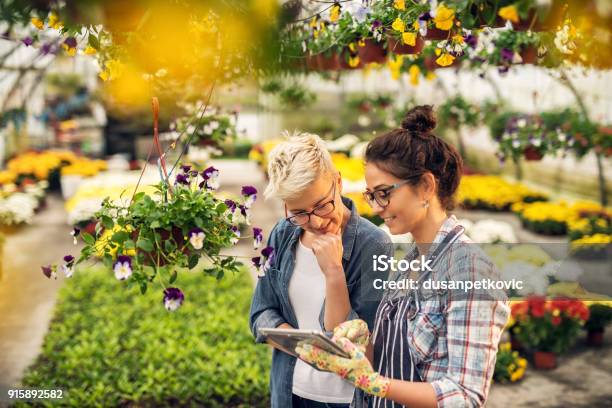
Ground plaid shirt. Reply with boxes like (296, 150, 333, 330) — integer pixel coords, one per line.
(407, 215, 509, 407)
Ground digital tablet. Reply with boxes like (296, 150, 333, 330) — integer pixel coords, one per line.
(258, 328, 351, 359)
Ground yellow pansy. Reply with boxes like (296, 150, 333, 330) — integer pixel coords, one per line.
(392, 17, 405, 33)
(31, 17, 44, 30)
(434, 4, 455, 30)
(348, 55, 360, 68)
(330, 4, 341, 23)
(48, 12, 63, 30)
(62, 43, 76, 57)
(84, 46, 97, 55)
(409, 64, 420, 85)
(348, 42, 357, 53)
(358, 38, 366, 47)
(394, 0, 405, 10)
(426, 71, 436, 81)
(452, 34, 464, 44)
(436, 53, 455, 66)
(402, 31, 417, 46)
(94, 225, 136, 259)
(498, 5, 519, 23)
(309, 16, 318, 28)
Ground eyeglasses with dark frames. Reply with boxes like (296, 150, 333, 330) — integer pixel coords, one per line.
(285, 181, 337, 226)
(363, 175, 421, 208)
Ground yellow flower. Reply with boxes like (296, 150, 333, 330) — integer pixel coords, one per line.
(452, 34, 464, 44)
(500, 342, 511, 352)
(0, 171, 17, 185)
(348, 55, 360, 68)
(31, 17, 44, 30)
(392, 17, 405, 33)
(518, 358, 527, 368)
(434, 4, 455, 31)
(84, 46, 97, 55)
(48, 12, 63, 30)
(309, 16, 318, 28)
(436, 53, 455, 67)
(499, 5, 520, 23)
(99, 69, 110, 81)
(394, 0, 405, 11)
(409, 64, 420, 86)
(358, 38, 366, 47)
(330, 4, 341, 23)
(402, 31, 417, 46)
(426, 71, 436, 81)
(348, 42, 357, 53)
(62, 44, 76, 57)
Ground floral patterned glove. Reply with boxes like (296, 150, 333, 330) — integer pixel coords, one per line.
(296, 337, 390, 398)
(332, 319, 370, 351)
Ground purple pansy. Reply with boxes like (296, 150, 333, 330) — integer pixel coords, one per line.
(175, 173, 189, 185)
(42, 265, 56, 280)
(163, 287, 185, 311)
(241, 185, 257, 208)
(200, 166, 220, 190)
(180, 164, 192, 173)
(70, 227, 80, 245)
(230, 225, 241, 245)
(465, 34, 478, 49)
(113, 255, 132, 281)
(22, 37, 33, 46)
(224, 199, 237, 213)
(62, 255, 75, 278)
(253, 227, 263, 250)
(500, 48, 514, 62)
(64, 37, 77, 48)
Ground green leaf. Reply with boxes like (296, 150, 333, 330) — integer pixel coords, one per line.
(101, 215, 114, 230)
(82, 232, 95, 245)
(188, 255, 199, 270)
(124, 240, 135, 250)
(169, 270, 178, 284)
(88, 33, 100, 49)
(111, 231, 129, 244)
(137, 238, 154, 252)
(140, 282, 148, 295)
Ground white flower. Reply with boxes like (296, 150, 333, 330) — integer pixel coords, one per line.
(113, 256, 133, 281)
(468, 220, 518, 243)
(189, 230, 205, 250)
(61, 264, 74, 278)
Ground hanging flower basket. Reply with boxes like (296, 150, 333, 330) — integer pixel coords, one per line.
(316, 52, 342, 71)
(533, 351, 557, 369)
(523, 146, 544, 161)
(357, 39, 386, 64)
(520, 46, 538, 64)
(424, 27, 449, 40)
(305, 54, 319, 71)
(386, 35, 424, 55)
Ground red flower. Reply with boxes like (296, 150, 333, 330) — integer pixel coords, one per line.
(528, 296, 546, 318)
(551, 316, 562, 326)
(511, 301, 529, 320)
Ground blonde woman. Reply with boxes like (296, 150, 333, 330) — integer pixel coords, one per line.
(249, 133, 393, 408)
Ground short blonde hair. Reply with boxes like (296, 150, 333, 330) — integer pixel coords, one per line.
(264, 131, 334, 200)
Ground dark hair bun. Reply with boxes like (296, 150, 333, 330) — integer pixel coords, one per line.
(401, 105, 437, 133)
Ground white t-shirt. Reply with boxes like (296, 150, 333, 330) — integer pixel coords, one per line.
(288, 239, 354, 403)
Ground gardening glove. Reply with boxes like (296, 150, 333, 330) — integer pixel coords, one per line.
(296, 337, 390, 398)
(332, 319, 371, 352)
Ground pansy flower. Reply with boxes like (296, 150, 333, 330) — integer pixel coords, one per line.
(189, 227, 205, 250)
(252, 246, 275, 277)
(253, 227, 263, 250)
(113, 255, 133, 281)
(22, 37, 33, 46)
(41, 265, 56, 280)
(230, 225, 241, 245)
(62, 255, 75, 278)
(163, 287, 185, 311)
(200, 166, 220, 190)
(70, 227, 80, 245)
(238, 204, 251, 225)
(175, 173, 190, 186)
(224, 199, 237, 213)
(241, 185, 257, 208)
(180, 164, 192, 173)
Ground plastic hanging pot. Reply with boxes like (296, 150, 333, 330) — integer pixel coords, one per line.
(316, 52, 342, 71)
(387, 35, 424, 55)
(523, 146, 543, 161)
(520, 46, 538, 64)
(424, 27, 449, 40)
(533, 351, 557, 369)
(357, 39, 387, 64)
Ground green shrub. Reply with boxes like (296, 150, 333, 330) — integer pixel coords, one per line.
(17, 267, 271, 407)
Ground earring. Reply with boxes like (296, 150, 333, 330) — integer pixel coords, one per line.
(423, 200, 429, 209)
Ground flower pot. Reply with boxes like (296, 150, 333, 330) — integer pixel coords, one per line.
(523, 146, 543, 161)
(424, 55, 460, 71)
(533, 351, 557, 369)
(586, 329, 604, 347)
(305, 54, 319, 71)
(424, 27, 449, 40)
(358, 39, 386, 64)
(520, 46, 538, 64)
(387, 35, 424, 55)
(82, 220, 98, 236)
(317, 52, 342, 71)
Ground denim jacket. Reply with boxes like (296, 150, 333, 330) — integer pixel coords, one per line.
(249, 196, 393, 408)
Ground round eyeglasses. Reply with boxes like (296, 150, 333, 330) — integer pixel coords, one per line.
(285, 181, 336, 226)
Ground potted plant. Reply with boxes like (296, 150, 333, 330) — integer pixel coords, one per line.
(584, 303, 612, 346)
(511, 296, 589, 369)
(493, 341, 528, 383)
(173, 105, 237, 148)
